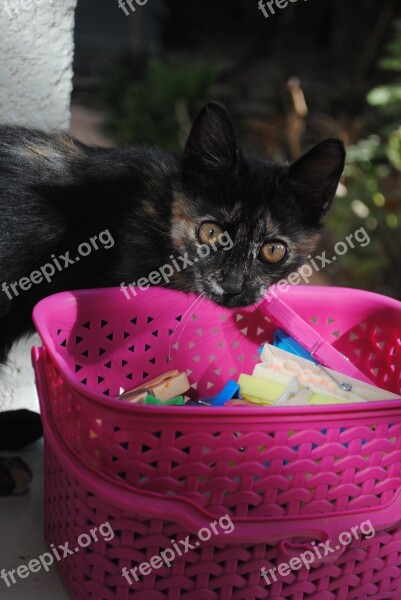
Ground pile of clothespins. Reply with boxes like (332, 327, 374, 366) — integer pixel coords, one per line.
(117, 328, 399, 408)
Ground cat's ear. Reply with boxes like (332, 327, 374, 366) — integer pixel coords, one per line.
(182, 102, 240, 179)
(289, 139, 345, 214)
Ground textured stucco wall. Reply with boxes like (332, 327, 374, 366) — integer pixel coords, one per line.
(0, 0, 77, 411)
(0, 0, 77, 129)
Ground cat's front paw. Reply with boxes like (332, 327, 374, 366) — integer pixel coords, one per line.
(0, 456, 33, 495)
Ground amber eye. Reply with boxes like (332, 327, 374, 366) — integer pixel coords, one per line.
(259, 240, 288, 264)
(197, 222, 225, 245)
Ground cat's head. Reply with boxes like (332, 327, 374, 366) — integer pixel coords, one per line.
(171, 102, 345, 308)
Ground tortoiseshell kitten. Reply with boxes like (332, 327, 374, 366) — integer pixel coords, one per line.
(0, 102, 345, 463)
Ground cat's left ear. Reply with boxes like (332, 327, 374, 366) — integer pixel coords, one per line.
(289, 139, 346, 215)
(182, 102, 240, 179)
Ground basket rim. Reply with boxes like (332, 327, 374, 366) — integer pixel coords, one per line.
(32, 285, 401, 418)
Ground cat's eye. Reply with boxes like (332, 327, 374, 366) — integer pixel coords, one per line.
(197, 222, 225, 246)
(259, 240, 288, 264)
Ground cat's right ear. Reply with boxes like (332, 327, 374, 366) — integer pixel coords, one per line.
(289, 138, 346, 215)
(182, 102, 240, 182)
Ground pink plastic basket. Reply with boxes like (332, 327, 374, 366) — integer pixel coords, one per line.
(32, 285, 401, 599)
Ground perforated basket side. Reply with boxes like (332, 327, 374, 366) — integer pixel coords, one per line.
(43, 409, 401, 600)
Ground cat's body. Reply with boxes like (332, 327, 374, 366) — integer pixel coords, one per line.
(0, 129, 179, 363)
(0, 103, 345, 371)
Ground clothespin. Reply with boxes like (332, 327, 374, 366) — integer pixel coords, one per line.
(259, 343, 400, 403)
(211, 381, 241, 406)
(118, 370, 190, 403)
(143, 395, 185, 406)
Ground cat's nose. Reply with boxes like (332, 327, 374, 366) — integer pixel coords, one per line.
(220, 272, 245, 296)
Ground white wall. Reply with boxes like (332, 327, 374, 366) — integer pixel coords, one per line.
(0, 0, 77, 411)
(0, 0, 77, 129)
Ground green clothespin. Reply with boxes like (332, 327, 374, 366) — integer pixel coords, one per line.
(143, 395, 185, 406)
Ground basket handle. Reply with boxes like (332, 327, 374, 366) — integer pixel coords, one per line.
(277, 536, 350, 567)
(32, 345, 401, 547)
(263, 292, 374, 384)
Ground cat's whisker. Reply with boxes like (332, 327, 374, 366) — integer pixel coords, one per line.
(169, 292, 205, 340)
(173, 294, 207, 355)
(146, 224, 172, 240)
(168, 293, 203, 338)
(168, 293, 206, 360)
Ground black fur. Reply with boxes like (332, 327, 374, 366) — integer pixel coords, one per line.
(0, 102, 345, 365)
(0, 410, 43, 451)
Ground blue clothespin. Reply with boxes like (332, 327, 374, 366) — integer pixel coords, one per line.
(273, 328, 318, 364)
(211, 381, 240, 406)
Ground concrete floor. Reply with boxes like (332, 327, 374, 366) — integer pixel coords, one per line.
(0, 439, 71, 599)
